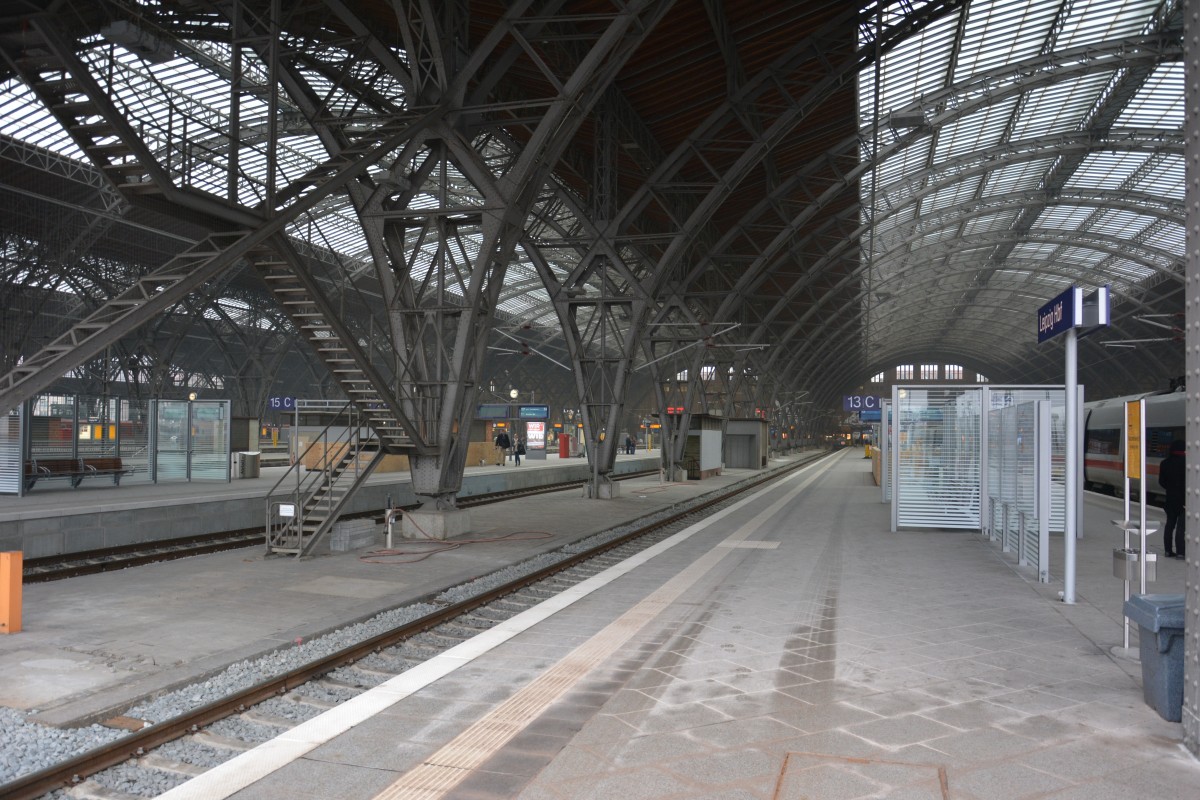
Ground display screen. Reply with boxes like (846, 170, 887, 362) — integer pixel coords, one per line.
(518, 405, 549, 419)
(476, 403, 510, 420)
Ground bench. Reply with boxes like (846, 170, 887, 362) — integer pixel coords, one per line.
(82, 457, 131, 485)
(24, 457, 86, 490)
(23, 457, 131, 490)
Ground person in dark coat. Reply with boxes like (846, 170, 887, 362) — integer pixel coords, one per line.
(1158, 440, 1186, 558)
(514, 438, 526, 465)
(494, 430, 510, 466)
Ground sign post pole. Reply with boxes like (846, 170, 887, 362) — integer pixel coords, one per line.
(1037, 285, 1109, 606)
(1064, 326, 1078, 604)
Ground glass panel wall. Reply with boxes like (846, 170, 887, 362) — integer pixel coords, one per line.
(190, 401, 230, 480)
(153, 400, 189, 481)
(894, 387, 982, 529)
(0, 406, 20, 495)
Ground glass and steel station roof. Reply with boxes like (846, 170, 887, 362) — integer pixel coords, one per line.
(0, 0, 1187, 411)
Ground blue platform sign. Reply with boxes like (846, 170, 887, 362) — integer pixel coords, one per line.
(267, 397, 295, 410)
(1038, 285, 1110, 342)
(843, 395, 881, 412)
(1038, 287, 1079, 343)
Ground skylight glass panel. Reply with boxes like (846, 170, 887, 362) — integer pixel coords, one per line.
(1114, 63, 1185, 129)
(983, 156, 1056, 195)
(1055, 0, 1163, 48)
(1087, 207, 1158, 238)
(1065, 151, 1146, 190)
(1145, 225, 1185, 260)
(920, 175, 983, 213)
(1036, 204, 1098, 230)
(865, 15, 958, 122)
(953, 0, 1059, 80)
(0, 80, 86, 160)
(1130, 155, 1184, 202)
(934, 97, 1018, 162)
(1101, 256, 1157, 282)
(873, 138, 930, 193)
(1011, 73, 1113, 139)
(909, 224, 957, 247)
(962, 209, 1021, 237)
(1009, 241, 1061, 262)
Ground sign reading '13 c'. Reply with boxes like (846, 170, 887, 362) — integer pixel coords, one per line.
(842, 395, 881, 412)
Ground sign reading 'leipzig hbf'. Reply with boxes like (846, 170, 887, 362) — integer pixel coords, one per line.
(1037, 287, 1078, 342)
(1037, 285, 1110, 343)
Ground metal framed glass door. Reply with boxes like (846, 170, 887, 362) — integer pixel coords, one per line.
(151, 399, 231, 482)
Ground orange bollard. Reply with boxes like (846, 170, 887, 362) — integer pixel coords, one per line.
(1, 551, 22, 634)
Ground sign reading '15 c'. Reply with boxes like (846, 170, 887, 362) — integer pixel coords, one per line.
(843, 395, 880, 412)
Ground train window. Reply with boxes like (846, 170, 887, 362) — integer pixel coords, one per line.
(1147, 428, 1184, 459)
(1086, 428, 1119, 455)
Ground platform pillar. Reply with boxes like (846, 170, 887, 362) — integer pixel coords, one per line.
(401, 508, 472, 541)
(1, 551, 22, 634)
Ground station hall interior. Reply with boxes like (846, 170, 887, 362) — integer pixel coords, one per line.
(2, 0, 1200, 794)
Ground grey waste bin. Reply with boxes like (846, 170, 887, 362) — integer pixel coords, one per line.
(235, 451, 261, 479)
(1122, 593, 1186, 722)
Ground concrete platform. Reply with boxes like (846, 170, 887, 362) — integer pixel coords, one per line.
(152, 449, 1198, 800)
(0, 450, 662, 557)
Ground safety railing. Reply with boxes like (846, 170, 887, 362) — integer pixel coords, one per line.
(265, 401, 383, 556)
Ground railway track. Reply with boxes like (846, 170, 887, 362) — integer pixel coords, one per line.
(22, 470, 661, 583)
(1, 453, 826, 800)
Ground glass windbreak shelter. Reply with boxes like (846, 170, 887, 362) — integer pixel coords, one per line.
(890, 385, 1071, 533)
(0, 395, 229, 494)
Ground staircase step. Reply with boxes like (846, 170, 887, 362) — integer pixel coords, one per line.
(53, 99, 99, 116)
(84, 141, 133, 156)
(101, 162, 151, 177)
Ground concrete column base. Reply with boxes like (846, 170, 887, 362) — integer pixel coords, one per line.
(401, 508, 472, 541)
(665, 466, 688, 482)
(583, 480, 621, 499)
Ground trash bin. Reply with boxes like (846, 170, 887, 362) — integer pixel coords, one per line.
(1122, 593, 1186, 722)
(235, 451, 261, 479)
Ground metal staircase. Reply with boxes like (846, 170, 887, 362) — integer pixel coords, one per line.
(254, 248, 421, 555)
(265, 403, 383, 556)
(252, 250, 416, 452)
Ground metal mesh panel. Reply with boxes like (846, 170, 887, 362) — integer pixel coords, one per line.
(989, 387, 1068, 534)
(1013, 402, 1038, 567)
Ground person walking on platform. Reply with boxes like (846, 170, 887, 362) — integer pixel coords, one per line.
(515, 438, 526, 466)
(494, 430, 510, 466)
(1159, 440, 1186, 559)
(625, 434, 634, 455)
